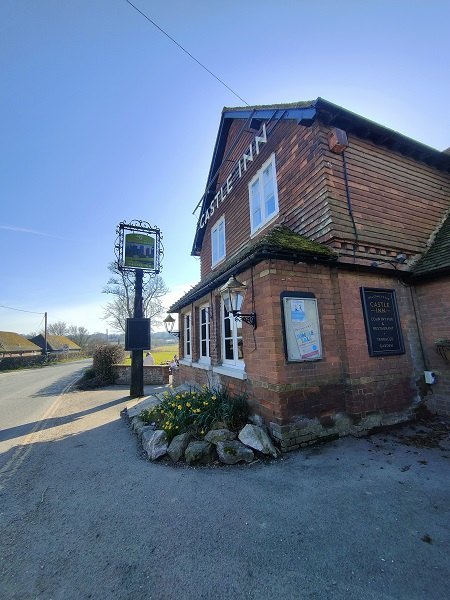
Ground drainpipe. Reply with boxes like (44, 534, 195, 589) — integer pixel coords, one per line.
(327, 128, 359, 253)
(342, 150, 359, 248)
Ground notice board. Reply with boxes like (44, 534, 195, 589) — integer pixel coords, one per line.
(360, 287, 405, 356)
(281, 292, 322, 361)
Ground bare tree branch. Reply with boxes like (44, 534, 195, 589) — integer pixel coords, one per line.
(101, 262, 169, 332)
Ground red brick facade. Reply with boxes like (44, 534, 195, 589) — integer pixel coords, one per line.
(170, 100, 450, 449)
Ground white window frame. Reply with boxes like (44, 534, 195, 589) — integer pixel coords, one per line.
(184, 312, 192, 358)
(199, 304, 211, 364)
(221, 301, 245, 370)
(211, 216, 226, 267)
(249, 153, 279, 235)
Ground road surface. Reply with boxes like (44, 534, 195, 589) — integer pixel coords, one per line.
(0, 359, 92, 470)
(0, 364, 449, 599)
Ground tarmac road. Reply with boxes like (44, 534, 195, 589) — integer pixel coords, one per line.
(0, 380, 449, 600)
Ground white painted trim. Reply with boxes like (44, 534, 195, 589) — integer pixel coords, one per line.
(191, 362, 213, 371)
(213, 365, 247, 380)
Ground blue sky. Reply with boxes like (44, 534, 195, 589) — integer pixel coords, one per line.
(1, 0, 449, 335)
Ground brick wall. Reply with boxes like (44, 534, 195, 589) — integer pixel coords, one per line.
(113, 364, 170, 385)
(414, 277, 450, 415)
(175, 260, 425, 441)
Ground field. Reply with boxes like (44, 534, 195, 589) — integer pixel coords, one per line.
(124, 344, 179, 365)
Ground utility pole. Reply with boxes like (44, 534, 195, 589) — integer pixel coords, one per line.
(130, 269, 144, 397)
(44, 312, 48, 355)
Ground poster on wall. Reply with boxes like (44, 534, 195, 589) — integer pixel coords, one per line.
(360, 287, 405, 356)
(281, 292, 323, 361)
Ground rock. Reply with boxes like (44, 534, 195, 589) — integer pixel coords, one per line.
(167, 432, 192, 462)
(204, 429, 236, 444)
(138, 425, 154, 442)
(438, 438, 450, 451)
(144, 430, 168, 461)
(142, 428, 157, 447)
(216, 440, 254, 464)
(248, 414, 264, 427)
(185, 441, 217, 465)
(238, 424, 278, 458)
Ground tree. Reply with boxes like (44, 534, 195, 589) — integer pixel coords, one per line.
(67, 325, 91, 349)
(102, 262, 169, 333)
(47, 321, 68, 336)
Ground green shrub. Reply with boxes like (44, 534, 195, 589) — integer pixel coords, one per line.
(92, 345, 125, 384)
(140, 386, 249, 442)
(0, 354, 59, 371)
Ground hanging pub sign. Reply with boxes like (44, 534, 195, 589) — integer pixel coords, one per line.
(124, 233, 154, 269)
(360, 288, 405, 356)
(281, 291, 323, 362)
(115, 220, 162, 274)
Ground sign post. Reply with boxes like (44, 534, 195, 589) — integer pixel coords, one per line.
(115, 220, 163, 398)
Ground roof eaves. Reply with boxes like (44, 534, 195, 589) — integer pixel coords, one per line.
(172, 227, 337, 312)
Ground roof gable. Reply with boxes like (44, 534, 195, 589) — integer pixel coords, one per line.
(192, 97, 450, 255)
(0, 332, 42, 353)
(29, 334, 81, 351)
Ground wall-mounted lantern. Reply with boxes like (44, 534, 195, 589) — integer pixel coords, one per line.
(164, 314, 180, 338)
(219, 275, 257, 329)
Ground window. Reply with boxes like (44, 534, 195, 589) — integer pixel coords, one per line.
(249, 153, 279, 235)
(184, 312, 192, 358)
(211, 217, 226, 266)
(221, 302, 244, 368)
(199, 305, 210, 363)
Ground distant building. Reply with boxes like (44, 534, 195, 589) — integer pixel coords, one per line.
(0, 332, 42, 357)
(29, 334, 81, 354)
(168, 98, 450, 451)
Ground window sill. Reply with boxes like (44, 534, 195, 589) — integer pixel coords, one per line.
(213, 365, 247, 380)
(192, 361, 212, 371)
(179, 358, 192, 367)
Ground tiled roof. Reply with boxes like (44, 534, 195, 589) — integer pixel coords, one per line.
(29, 334, 81, 351)
(170, 226, 337, 312)
(0, 332, 42, 353)
(412, 213, 450, 278)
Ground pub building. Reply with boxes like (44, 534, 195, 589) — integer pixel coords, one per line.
(167, 98, 450, 452)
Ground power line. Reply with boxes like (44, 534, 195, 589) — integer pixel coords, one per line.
(0, 305, 44, 315)
(124, 0, 249, 106)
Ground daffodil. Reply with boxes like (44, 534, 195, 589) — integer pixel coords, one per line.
(177, 405, 182, 410)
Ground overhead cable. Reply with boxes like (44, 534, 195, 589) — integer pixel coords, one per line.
(124, 0, 249, 106)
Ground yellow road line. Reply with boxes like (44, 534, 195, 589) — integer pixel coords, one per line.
(0, 378, 79, 490)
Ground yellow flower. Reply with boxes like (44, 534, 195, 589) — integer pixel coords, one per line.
(203, 401, 208, 406)
(176, 395, 180, 399)
(177, 405, 182, 410)
(186, 402, 191, 407)
(201, 430, 205, 435)
(211, 396, 216, 401)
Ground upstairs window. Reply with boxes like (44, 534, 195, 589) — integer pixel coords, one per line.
(249, 153, 279, 235)
(211, 217, 226, 266)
